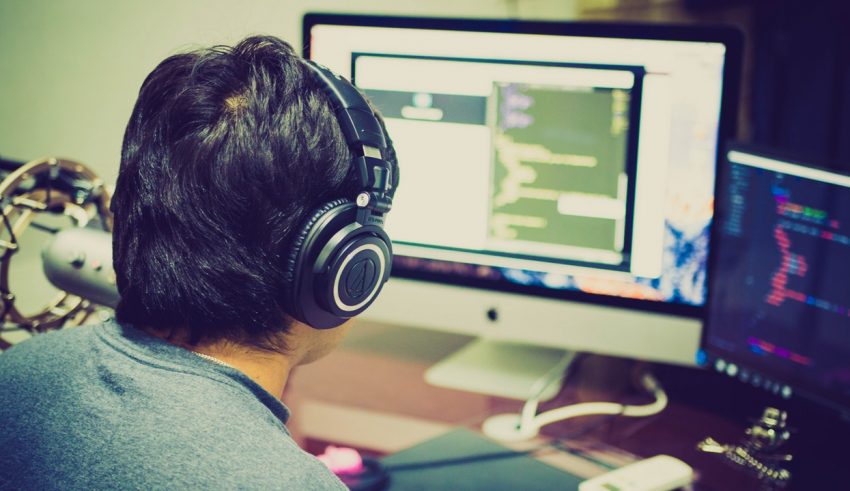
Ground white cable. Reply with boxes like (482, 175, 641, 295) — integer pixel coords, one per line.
(519, 351, 577, 430)
(483, 372, 668, 442)
(530, 373, 667, 431)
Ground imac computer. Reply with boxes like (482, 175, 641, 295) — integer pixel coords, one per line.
(304, 14, 742, 400)
(703, 145, 850, 418)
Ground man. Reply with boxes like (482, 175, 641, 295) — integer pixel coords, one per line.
(0, 35, 397, 489)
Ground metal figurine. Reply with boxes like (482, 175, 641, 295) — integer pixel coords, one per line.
(698, 407, 793, 489)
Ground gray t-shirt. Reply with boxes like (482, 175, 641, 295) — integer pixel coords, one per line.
(0, 321, 346, 490)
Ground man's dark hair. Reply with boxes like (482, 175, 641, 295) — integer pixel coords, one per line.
(112, 36, 395, 347)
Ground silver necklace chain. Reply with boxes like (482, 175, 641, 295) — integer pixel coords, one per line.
(190, 350, 233, 369)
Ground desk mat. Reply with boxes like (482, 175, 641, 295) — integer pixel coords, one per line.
(381, 428, 583, 490)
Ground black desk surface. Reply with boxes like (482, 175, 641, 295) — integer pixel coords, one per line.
(381, 428, 583, 491)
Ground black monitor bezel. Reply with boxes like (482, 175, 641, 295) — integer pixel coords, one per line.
(704, 141, 850, 416)
(303, 13, 744, 321)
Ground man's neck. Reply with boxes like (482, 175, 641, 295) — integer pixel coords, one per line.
(192, 345, 293, 400)
(144, 327, 295, 399)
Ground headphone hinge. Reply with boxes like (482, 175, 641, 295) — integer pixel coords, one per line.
(355, 197, 391, 226)
(355, 155, 393, 192)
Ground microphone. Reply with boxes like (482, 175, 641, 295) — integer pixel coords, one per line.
(0, 156, 115, 340)
(42, 228, 119, 309)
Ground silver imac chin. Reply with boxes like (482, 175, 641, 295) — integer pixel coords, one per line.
(363, 279, 701, 400)
(365, 278, 701, 365)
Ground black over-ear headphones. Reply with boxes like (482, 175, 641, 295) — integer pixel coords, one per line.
(281, 60, 396, 329)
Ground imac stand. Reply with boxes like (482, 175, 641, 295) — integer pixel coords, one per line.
(424, 338, 576, 402)
(422, 337, 669, 443)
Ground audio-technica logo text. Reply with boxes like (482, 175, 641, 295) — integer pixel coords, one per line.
(345, 258, 377, 300)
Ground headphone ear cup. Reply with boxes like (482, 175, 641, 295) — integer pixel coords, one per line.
(282, 198, 350, 287)
(282, 199, 392, 329)
(319, 230, 391, 318)
(282, 198, 350, 310)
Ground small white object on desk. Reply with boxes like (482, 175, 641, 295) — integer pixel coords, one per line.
(578, 455, 693, 491)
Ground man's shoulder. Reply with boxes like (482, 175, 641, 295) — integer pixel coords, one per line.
(0, 324, 99, 378)
(104, 428, 346, 490)
(191, 435, 346, 490)
(0, 428, 346, 490)
(113, 403, 347, 489)
(2, 323, 99, 354)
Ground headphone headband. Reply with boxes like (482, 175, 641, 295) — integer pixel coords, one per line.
(303, 60, 394, 225)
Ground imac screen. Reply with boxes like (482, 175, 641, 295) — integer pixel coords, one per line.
(306, 17, 738, 315)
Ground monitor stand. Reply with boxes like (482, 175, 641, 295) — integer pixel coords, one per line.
(424, 339, 574, 401)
